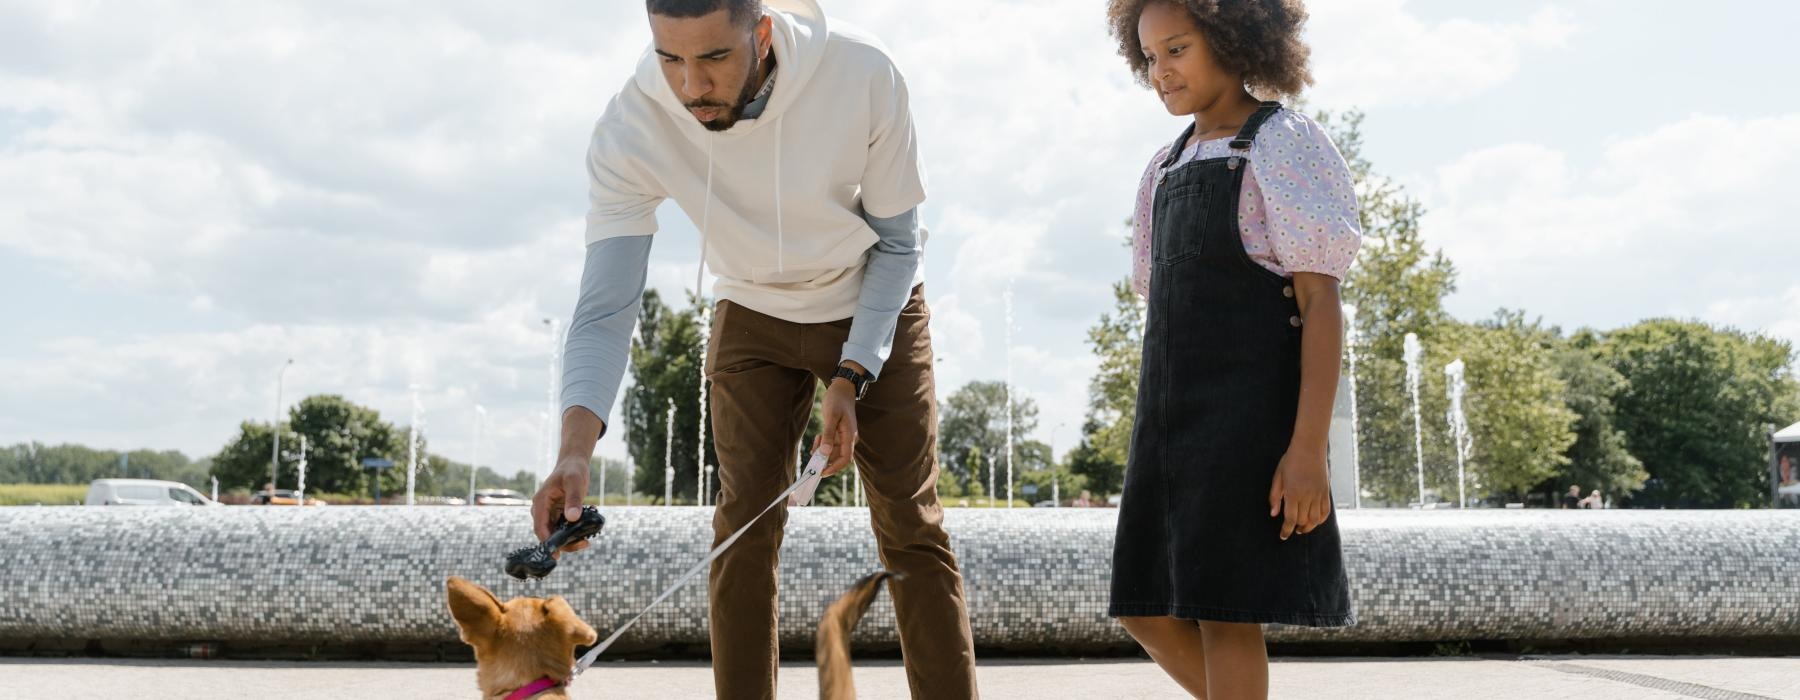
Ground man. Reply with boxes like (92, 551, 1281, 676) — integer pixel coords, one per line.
(1560, 484, 1582, 510)
(529, 1, 978, 697)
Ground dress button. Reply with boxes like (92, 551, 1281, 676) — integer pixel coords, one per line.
(1289, 316, 1303, 327)
(1282, 286, 1295, 298)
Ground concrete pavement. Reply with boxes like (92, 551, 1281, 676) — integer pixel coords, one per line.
(4, 655, 1799, 699)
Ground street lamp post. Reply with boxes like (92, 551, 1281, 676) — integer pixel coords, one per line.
(471, 404, 486, 506)
(1051, 422, 1069, 507)
(270, 358, 293, 502)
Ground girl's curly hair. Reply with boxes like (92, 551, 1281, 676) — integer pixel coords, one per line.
(1107, 0, 1313, 99)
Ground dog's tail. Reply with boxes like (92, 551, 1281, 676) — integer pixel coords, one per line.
(815, 570, 898, 700)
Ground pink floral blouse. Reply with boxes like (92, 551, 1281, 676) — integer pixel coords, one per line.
(1131, 109, 1362, 298)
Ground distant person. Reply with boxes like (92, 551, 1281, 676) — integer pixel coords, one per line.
(1103, 0, 1358, 697)
(1074, 490, 1095, 508)
(1579, 490, 1604, 510)
(1560, 484, 1582, 509)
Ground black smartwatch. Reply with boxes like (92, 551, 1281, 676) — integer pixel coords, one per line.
(832, 364, 874, 400)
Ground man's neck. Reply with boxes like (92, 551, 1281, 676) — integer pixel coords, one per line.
(742, 54, 780, 121)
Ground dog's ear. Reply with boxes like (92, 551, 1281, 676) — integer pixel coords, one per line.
(545, 595, 598, 647)
(446, 576, 504, 644)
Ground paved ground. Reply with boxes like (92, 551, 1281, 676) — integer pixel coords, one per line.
(5, 655, 1799, 699)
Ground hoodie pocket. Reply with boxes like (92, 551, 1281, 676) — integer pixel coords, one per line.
(746, 226, 876, 288)
(749, 265, 856, 289)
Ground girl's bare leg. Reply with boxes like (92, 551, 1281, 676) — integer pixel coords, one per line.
(1197, 621, 1268, 700)
(1119, 616, 1211, 698)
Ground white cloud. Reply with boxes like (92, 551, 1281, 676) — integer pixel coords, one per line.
(1, 0, 1780, 475)
(1703, 285, 1800, 361)
(1309, 1, 1575, 107)
(1417, 113, 1800, 352)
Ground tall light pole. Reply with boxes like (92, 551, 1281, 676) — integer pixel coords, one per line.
(471, 404, 486, 506)
(270, 358, 293, 502)
(1344, 305, 1363, 510)
(1050, 421, 1069, 508)
(543, 318, 563, 488)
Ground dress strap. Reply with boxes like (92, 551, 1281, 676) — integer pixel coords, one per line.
(1160, 122, 1197, 169)
(1227, 101, 1284, 170)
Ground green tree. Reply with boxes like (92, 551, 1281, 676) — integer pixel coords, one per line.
(1447, 312, 1578, 499)
(937, 381, 1040, 493)
(210, 394, 413, 499)
(1019, 463, 1086, 505)
(0, 443, 203, 487)
(624, 290, 719, 503)
(285, 394, 409, 495)
(210, 421, 289, 492)
(1600, 319, 1800, 507)
(1065, 419, 1125, 497)
(962, 445, 986, 499)
(1318, 109, 1461, 504)
(1076, 280, 1143, 497)
(1547, 331, 1648, 500)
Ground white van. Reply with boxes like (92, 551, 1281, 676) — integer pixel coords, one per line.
(85, 479, 220, 506)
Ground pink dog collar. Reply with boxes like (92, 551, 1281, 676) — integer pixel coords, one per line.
(504, 677, 562, 700)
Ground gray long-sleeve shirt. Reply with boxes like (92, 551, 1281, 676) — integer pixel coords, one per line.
(559, 207, 921, 436)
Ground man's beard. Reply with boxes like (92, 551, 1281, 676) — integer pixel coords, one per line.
(687, 47, 763, 133)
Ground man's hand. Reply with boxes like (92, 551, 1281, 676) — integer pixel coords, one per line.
(535, 406, 604, 559)
(814, 374, 860, 477)
(1268, 444, 1331, 541)
(533, 457, 592, 558)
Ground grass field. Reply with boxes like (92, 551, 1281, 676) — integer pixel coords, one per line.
(0, 484, 88, 506)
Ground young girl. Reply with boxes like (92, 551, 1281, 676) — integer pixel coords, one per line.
(1104, 1, 1359, 697)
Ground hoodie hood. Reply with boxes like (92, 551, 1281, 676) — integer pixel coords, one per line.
(584, 0, 925, 324)
(634, 0, 828, 142)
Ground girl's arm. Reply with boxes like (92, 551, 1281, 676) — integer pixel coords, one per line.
(1270, 271, 1343, 540)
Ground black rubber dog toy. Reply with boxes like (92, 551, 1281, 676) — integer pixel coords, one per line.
(506, 506, 606, 580)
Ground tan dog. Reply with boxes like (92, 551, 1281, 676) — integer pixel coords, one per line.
(446, 577, 597, 700)
(447, 571, 893, 699)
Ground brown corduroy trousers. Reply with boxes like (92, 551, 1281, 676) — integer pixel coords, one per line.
(704, 284, 978, 699)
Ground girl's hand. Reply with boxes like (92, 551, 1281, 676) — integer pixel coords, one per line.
(1269, 445, 1331, 541)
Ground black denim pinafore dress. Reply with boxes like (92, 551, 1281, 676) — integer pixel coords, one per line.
(1108, 103, 1353, 627)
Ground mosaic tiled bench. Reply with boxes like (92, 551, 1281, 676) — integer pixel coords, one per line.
(2, 507, 1796, 654)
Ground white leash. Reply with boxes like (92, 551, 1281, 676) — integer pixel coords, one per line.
(573, 451, 830, 676)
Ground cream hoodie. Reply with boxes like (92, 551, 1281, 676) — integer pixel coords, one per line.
(582, 0, 926, 323)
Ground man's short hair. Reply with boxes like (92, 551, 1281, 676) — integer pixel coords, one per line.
(647, 0, 763, 28)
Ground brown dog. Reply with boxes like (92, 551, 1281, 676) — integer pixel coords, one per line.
(446, 577, 597, 700)
(447, 571, 894, 699)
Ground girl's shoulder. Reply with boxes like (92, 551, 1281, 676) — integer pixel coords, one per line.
(1254, 108, 1340, 153)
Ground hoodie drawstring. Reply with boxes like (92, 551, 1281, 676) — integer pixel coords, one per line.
(775, 114, 785, 274)
(695, 133, 714, 295)
(696, 114, 786, 290)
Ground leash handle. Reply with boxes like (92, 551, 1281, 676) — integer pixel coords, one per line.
(573, 451, 830, 676)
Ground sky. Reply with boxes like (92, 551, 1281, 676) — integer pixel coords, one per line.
(2, 0, 1797, 479)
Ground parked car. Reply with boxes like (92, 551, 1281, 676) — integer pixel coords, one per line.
(86, 479, 220, 507)
(249, 489, 327, 506)
(472, 489, 531, 506)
